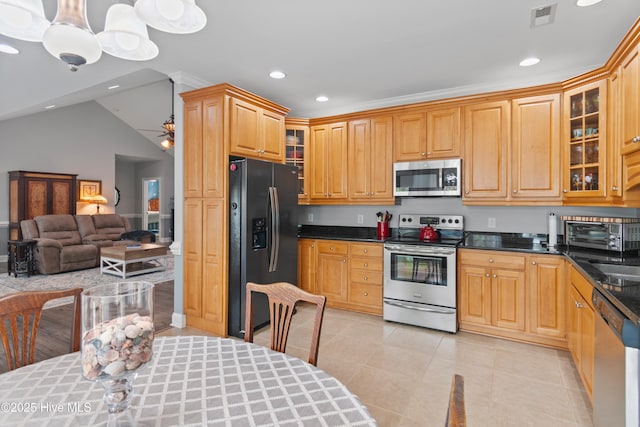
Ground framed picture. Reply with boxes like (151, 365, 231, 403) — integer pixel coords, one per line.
(78, 179, 102, 201)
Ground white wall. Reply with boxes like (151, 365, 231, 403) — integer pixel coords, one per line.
(300, 198, 640, 236)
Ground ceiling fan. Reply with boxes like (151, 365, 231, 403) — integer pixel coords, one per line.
(138, 78, 174, 149)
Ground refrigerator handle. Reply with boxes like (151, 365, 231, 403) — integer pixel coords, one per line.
(268, 187, 280, 272)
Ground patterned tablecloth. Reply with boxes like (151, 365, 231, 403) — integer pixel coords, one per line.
(0, 336, 377, 426)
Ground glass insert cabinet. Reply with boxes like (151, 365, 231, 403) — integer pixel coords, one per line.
(564, 81, 607, 198)
(285, 120, 309, 202)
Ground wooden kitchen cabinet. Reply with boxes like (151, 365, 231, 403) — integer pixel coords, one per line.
(458, 249, 567, 348)
(462, 101, 510, 200)
(285, 119, 310, 203)
(348, 243, 383, 314)
(182, 84, 289, 336)
(348, 116, 394, 203)
(8, 171, 77, 240)
(229, 97, 286, 162)
(619, 45, 640, 156)
(528, 255, 566, 347)
(567, 265, 595, 397)
(393, 107, 461, 161)
(562, 80, 607, 201)
(458, 249, 526, 333)
(316, 240, 349, 303)
(511, 94, 562, 202)
(309, 122, 348, 201)
(298, 239, 316, 294)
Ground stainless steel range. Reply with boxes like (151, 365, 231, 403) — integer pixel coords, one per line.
(383, 214, 464, 333)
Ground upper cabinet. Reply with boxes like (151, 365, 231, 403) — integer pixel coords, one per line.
(285, 118, 310, 204)
(393, 107, 461, 161)
(562, 80, 607, 201)
(463, 100, 510, 201)
(348, 116, 394, 203)
(229, 97, 287, 163)
(511, 94, 562, 201)
(619, 46, 640, 156)
(309, 122, 348, 201)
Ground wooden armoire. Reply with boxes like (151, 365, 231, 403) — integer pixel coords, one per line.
(8, 171, 77, 240)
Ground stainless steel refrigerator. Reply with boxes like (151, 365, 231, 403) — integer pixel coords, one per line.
(228, 158, 299, 338)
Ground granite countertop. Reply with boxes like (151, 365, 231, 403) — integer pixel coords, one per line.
(459, 231, 562, 254)
(298, 225, 387, 243)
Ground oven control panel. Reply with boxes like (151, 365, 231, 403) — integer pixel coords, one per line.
(398, 214, 464, 230)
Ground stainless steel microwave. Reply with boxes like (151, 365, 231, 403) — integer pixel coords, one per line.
(565, 219, 640, 253)
(393, 159, 461, 197)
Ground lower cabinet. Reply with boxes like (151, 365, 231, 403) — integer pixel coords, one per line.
(458, 249, 567, 348)
(567, 265, 595, 398)
(298, 239, 383, 315)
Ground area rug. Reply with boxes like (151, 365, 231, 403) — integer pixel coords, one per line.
(0, 255, 174, 308)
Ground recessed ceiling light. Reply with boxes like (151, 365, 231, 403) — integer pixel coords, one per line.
(519, 57, 541, 67)
(108, 85, 120, 90)
(316, 96, 329, 102)
(0, 43, 19, 54)
(45, 105, 56, 109)
(576, 0, 603, 6)
(269, 71, 286, 79)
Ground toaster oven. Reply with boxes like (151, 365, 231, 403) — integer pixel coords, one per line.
(564, 219, 640, 253)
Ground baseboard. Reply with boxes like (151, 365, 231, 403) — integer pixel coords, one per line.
(0, 255, 7, 263)
(171, 312, 187, 328)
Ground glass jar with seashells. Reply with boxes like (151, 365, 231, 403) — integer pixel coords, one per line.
(81, 282, 154, 425)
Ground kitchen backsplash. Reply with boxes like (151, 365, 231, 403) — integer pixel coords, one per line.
(298, 198, 640, 235)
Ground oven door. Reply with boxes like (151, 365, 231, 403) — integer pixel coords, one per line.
(383, 244, 456, 308)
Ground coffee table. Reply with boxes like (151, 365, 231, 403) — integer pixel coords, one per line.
(100, 243, 167, 278)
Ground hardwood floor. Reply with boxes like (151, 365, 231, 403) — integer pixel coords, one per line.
(0, 280, 174, 374)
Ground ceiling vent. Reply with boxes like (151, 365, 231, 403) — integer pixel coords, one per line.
(530, 4, 557, 27)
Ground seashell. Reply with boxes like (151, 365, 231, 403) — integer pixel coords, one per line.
(113, 331, 127, 346)
(136, 320, 153, 331)
(125, 359, 141, 370)
(124, 325, 141, 339)
(103, 361, 125, 377)
(99, 331, 113, 347)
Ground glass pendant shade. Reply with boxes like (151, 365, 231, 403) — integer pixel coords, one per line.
(97, 4, 158, 61)
(0, 0, 50, 42)
(42, 0, 102, 69)
(134, 0, 207, 34)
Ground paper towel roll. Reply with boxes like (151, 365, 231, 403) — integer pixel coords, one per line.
(548, 213, 557, 247)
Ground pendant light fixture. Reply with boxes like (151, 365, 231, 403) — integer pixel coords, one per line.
(0, 0, 206, 71)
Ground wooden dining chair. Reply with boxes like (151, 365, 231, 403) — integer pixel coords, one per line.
(244, 282, 327, 366)
(445, 374, 467, 427)
(0, 288, 83, 371)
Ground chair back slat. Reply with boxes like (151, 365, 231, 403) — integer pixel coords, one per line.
(0, 288, 83, 371)
(245, 282, 326, 366)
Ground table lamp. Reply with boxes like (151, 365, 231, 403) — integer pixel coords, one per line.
(90, 195, 108, 214)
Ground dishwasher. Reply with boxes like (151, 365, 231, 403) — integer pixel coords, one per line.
(592, 289, 640, 427)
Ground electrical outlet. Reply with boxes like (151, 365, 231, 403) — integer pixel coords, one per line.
(357, 214, 364, 224)
(307, 213, 314, 223)
(488, 217, 496, 229)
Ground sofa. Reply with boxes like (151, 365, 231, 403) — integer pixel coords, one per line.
(20, 214, 141, 274)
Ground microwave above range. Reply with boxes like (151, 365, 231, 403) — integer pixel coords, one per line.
(563, 217, 640, 253)
(393, 158, 461, 197)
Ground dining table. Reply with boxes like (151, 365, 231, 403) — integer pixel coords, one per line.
(0, 335, 377, 426)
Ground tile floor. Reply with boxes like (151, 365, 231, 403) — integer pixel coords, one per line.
(159, 305, 594, 427)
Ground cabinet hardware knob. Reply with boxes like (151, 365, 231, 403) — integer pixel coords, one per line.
(513, 189, 517, 193)
(421, 152, 426, 157)
(343, 259, 346, 263)
(488, 259, 494, 263)
(531, 261, 537, 265)
(633, 136, 640, 143)
(330, 247, 334, 251)
(363, 276, 368, 281)
(465, 190, 469, 195)
(364, 263, 368, 267)
(364, 249, 368, 254)
(612, 186, 619, 191)
(493, 274, 497, 278)
(563, 189, 568, 193)
(485, 273, 490, 277)
(576, 301, 582, 308)
(364, 292, 368, 296)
